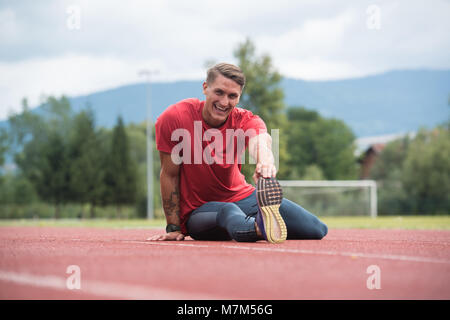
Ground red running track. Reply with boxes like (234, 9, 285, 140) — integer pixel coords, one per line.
(1, 227, 449, 300)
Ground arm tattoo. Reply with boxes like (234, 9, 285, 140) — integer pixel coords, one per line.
(162, 186, 180, 218)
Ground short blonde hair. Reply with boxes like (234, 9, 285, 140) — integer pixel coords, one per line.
(206, 63, 245, 90)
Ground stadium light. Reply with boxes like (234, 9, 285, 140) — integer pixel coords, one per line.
(138, 69, 159, 220)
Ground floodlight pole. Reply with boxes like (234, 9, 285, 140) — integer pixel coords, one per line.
(138, 69, 158, 220)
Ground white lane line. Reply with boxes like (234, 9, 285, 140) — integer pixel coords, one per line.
(0, 270, 224, 300)
(120, 240, 450, 265)
(61, 238, 450, 265)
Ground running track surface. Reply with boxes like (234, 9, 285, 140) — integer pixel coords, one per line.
(1, 227, 449, 300)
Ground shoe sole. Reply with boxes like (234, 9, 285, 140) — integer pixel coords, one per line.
(256, 177, 287, 244)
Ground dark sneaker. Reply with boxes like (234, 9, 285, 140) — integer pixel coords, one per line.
(256, 177, 287, 243)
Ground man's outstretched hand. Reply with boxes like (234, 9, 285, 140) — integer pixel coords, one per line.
(253, 162, 277, 184)
(147, 231, 185, 241)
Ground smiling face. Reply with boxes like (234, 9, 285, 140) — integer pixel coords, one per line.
(202, 73, 242, 128)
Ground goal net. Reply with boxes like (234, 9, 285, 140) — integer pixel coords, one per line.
(279, 180, 378, 218)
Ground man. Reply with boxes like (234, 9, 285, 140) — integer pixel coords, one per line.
(148, 63, 327, 243)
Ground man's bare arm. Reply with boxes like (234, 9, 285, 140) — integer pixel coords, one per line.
(248, 132, 277, 183)
(147, 151, 184, 241)
(160, 152, 181, 224)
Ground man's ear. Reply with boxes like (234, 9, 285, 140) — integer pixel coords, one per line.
(202, 81, 208, 95)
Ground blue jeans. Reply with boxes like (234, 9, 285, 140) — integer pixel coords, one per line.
(186, 190, 328, 242)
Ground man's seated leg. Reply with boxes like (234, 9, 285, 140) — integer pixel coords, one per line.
(187, 202, 231, 241)
(187, 202, 259, 242)
(280, 198, 328, 240)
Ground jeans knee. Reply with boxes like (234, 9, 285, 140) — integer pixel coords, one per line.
(216, 203, 239, 222)
(217, 203, 259, 242)
(315, 222, 328, 239)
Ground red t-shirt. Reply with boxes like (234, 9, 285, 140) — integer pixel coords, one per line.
(155, 98, 267, 234)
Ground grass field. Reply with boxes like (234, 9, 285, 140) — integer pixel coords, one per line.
(0, 215, 449, 230)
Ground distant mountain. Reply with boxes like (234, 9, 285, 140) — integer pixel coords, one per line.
(4, 69, 450, 138)
(68, 80, 204, 129)
(281, 69, 449, 137)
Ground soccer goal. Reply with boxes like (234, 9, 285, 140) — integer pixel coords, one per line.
(278, 180, 378, 218)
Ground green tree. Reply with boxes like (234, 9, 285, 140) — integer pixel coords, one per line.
(126, 122, 148, 218)
(104, 116, 138, 217)
(401, 127, 450, 213)
(286, 107, 357, 180)
(7, 98, 46, 153)
(0, 172, 34, 205)
(372, 126, 450, 214)
(301, 165, 325, 180)
(125, 122, 162, 218)
(0, 128, 9, 195)
(371, 137, 411, 214)
(233, 38, 290, 180)
(0, 128, 7, 167)
(371, 137, 411, 181)
(234, 38, 286, 129)
(16, 130, 70, 218)
(11, 96, 74, 218)
(68, 109, 106, 217)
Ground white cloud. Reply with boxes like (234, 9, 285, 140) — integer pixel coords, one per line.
(0, 8, 20, 43)
(254, 9, 359, 79)
(0, 0, 449, 119)
(276, 58, 364, 81)
(0, 53, 211, 118)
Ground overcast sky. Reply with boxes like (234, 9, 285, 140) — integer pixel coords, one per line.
(1, 0, 449, 120)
